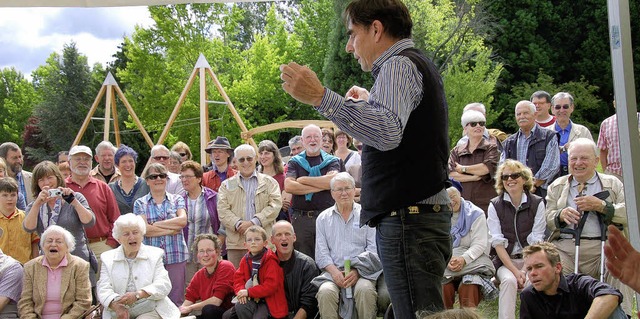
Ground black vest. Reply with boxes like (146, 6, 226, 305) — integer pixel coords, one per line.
(489, 192, 543, 268)
(360, 48, 450, 225)
(502, 126, 558, 176)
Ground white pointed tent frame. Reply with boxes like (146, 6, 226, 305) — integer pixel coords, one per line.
(74, 54, 335, 166)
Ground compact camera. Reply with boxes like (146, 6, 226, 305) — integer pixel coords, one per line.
(48, 189, 63, 197)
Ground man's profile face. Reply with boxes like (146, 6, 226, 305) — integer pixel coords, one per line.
(345, 20, 377, 72)
(524, 251, 561, 295)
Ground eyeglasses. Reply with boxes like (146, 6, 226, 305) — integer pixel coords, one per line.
(467, 121, 486, 127)
(153, 156, 169, 161)
(179, 175, 195, 180)
(501, 172, 522, 181)
(332, 186, 354, 194)
(554, 104, 571, 110)
(72, 156, 92, 163)
(236, 156, 254, 163)
(146, 173, 168, 180)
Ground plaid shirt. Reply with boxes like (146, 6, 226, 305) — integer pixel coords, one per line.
(134, 193, 189, 265)
(597, 113, 640, 176)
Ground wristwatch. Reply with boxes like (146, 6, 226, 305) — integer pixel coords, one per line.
(135, 292, 142, 300)
(601, 200, 607, 211)
(461, 166, 467, 174)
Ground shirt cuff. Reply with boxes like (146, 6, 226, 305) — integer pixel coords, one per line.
(316, 89, 344, 119)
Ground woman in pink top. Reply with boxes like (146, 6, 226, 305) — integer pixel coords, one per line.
(18, 225, 92, 318)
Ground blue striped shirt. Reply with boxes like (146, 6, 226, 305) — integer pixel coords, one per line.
(318, 38, 422, 152)
(134, 192, 189, 265)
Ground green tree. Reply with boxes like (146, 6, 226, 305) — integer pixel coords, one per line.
(0, 67, 39, 144)
(27, 43, 101, 161)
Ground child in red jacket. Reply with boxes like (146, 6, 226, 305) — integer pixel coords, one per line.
(226, 225, 287, 319)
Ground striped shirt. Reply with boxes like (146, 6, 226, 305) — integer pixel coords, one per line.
(315, 202, 377, 270)
(134, 193, 189, 265)
(186, 190, 212, 262)
(317, 38, 449, 205)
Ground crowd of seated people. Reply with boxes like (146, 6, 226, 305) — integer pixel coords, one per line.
(0, 91, 637, 319)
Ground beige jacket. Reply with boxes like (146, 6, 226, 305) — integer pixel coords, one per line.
(546, 172, 627, 240)
(218, 172, 282, 249)
(18, 254, 92, 319)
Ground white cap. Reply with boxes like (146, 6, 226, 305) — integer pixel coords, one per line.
(69, 145, 92, 157)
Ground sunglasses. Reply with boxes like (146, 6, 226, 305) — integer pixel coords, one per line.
(554, 104, 571, 110)
(153, 156, 169, 161)
(146, 173, 168, 180)
(467, 121, 486, 127)
(179, 153, 187, 157)
(236, 156, 254, 163)
(501, 172, 522, 181)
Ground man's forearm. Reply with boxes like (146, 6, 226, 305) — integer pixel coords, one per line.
(585, 295, 620, 319)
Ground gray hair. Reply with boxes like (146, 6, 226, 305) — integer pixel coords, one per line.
(0, 142, 20, 159)
(234, 144, 256, 157)
(95, 141, 117, 156)
(112, 214, 147, 240)
(568, 137, 599, 158)
(446, 186, 461, 198)
(169, 151, 182, 163)
(143, 162, 168, 178)
(41, 225, 76, 252)
(461, 110, 486, 128)
(551, 92, 574, 106)
(288, 135, 302, 148)
(150, 144, 170, 157)
(530, 90, 551, 103)
(301, 124, 322, 138)
(515, 100, 536, 114)
(330, 172, 355, 189)
(463, 103, 486, 115)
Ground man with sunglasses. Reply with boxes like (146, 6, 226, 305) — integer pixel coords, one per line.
(150, 144, 185, 196)
(218, 144, 282, 268)
(501, 100, 560, 198)
(66, 145, 121, 267)
(551, 92, 594, 177)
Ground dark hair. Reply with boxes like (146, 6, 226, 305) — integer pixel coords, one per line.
(114, 144, 138, 166)
(0, 142, 20, 159)
(191, 233, 222, 257)
(0, 177, 19, 194)
(32, 161, 66, 197)
(321, 129, 337, 153)
(530, 90, 551, 103)
(343, 0, 413, 40)
(334, 130, 353, 148)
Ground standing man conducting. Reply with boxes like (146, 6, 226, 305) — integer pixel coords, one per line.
(280, 0, 452, 317)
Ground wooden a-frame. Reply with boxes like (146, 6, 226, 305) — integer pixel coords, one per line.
(73, 72, 154, 148)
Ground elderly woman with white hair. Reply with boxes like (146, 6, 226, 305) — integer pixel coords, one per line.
(98, 214, 180, 319)
(449, 110, 499, 213)
(18, 225, 92, 319)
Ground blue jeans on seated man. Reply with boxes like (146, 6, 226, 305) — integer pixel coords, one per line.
(376, 207, 452, 319)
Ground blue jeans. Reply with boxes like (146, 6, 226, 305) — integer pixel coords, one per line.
(376, 207, 452, 319)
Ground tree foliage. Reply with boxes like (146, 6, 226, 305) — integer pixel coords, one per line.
(0, 67, 39, 144)
(27, 43, 101, 162)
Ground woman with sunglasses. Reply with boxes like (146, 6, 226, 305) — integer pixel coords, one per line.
(133, 163, 189, 307)
(449, 110, 499, 213)
(486, 159, 546, 319)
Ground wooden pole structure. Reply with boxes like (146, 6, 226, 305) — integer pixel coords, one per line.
(199, 57, 209, 167)
(156, 67, 199, 145)
(111, 90, 121, 146)
(113, 85, 154, 148)
(103, 80, 113, 141)
(73, 84, 106, 146)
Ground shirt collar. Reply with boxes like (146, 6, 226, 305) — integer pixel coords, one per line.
(570, 172, 599, 188)
(555, 121, 573, 133)
(371, 38, 415, 78)
(42, 254, 69, 270)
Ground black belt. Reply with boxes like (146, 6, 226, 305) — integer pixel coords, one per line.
(389, 204, 447, 217)
(291, 209, 320, 218)
(511, 254, 523, 259)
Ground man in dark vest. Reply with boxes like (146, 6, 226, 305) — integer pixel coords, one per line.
(501, 100, 560, 198)
(279, 0, 451, 317)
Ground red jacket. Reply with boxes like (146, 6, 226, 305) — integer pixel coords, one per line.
(234, 249, 288, 318)
(202, 166, 235, 192)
